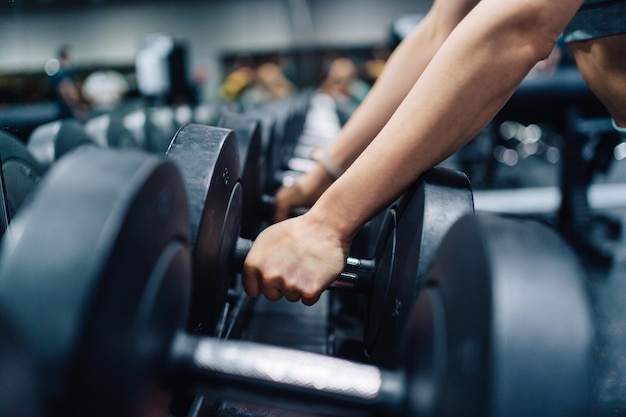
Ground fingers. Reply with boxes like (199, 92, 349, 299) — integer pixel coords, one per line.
(242, 268, 324, 305)
(261, 286, 283, 302)
(281, 289, 302, 303)
(301, 293, 321, 306)
(242, 264, 307, 304)
(242, 251, 305, 303)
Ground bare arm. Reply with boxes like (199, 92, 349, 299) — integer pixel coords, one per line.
(327, 0, 480, 169)
(245, 0, 585, 304)
(314, 0, 585, 240)
(275, 0, 479, 220)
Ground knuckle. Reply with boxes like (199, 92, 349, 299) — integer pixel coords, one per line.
(263, 289, 283, 302)
(283, 292, 301, 303)
(301, 296, 319, 306)
(300, 288, 319, 302)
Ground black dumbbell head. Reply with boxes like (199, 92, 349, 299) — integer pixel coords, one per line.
(165, 123, 242, 335)
(405, 214, 593, 417)
(0, 129, 42, 218)
(0, 147, 192, 417)
(366, 168, 473, 365)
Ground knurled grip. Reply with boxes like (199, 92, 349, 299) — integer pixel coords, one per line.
(192, 337, 382, 399)
(171, 333, 389, 404)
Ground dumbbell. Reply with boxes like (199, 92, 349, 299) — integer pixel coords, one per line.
(258, 92, 310, 179)
(27, 118, 97, 171)
(0, 146, 595, 417)
(216, 111, 317, 236)
(165, 123, 474, 363)
(289, 91, 344, 160)
(242, 93, 310, 191)
(84, 111, 140, 149)
(116, 103, 172, 153)
(216, 112, 269, 238)
(0, 130, 42, 220)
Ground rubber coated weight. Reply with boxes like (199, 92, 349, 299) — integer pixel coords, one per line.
(0, 147, 191, 417)
(217, 112, 315, 229)
(254, 99, 306, 193)
(0, 163, 10, 238)
(115, 104, 171, 153)
(27, 119, 96, 171)
(217, 113, 266, 238)
(84, 112, 139, 149)
(409, 214, 593, 417)
(165, 123, 242, 335)
(366, 168, 474, 366)
(0, 130, 42, 219)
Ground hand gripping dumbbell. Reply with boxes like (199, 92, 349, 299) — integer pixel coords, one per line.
(165, 123, 474, 364)
(0, 146, 596, 417)
(216, 109, 400, 272)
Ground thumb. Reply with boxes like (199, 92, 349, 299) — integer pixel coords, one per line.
(242, 264, 262, 298)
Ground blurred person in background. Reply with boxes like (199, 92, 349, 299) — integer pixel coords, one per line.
(319, 57, 370, 104)
(46, 45, 90, 121)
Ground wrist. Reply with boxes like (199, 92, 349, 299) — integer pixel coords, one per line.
(304, 187, 362, 244)
(310, 148, 345, 181)
(297, 164, 335, 200)
(300, 206, 354, 248)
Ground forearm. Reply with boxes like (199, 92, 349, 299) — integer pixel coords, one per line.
(310, 0, 584, 241)
(289, 10, 461, 205)
(275, 0, 476, 217)
(327, 8, 464, 169)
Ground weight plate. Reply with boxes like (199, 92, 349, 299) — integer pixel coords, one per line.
(84, 113, 139, 149)
(0, 147, 191, 417)
(217, 113, 266, 238)
(364, 209, 397, 356)
(28, 119, 96, 170)
(403, 286, 446, 417)
(366, 167, 474, 366)
(410, 213, 593, 417)
(0, 130, 42, 219)
(165, 123, 241, 334)
(244, 108, 293, 193)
